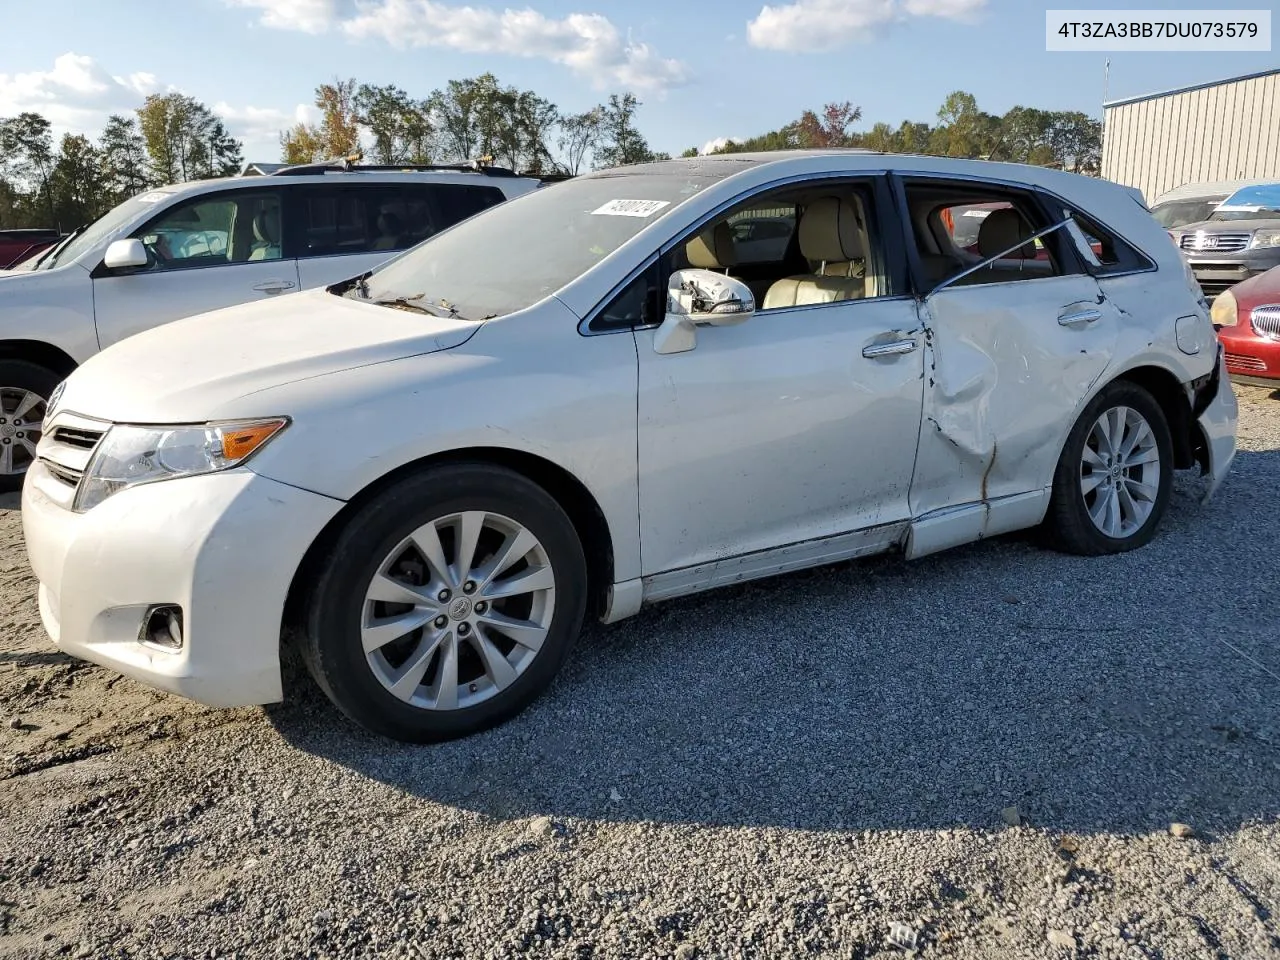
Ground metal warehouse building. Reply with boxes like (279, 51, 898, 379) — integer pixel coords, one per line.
(1101, 67, 1280, 203)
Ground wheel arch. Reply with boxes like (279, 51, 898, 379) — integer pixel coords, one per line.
(1111, 363, 1196, 469)
(0, 340, 79, 380)
(282, 446, 617, 641)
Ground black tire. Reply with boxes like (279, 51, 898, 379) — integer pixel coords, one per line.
(299, 462, 588, 742)
(0, 360, 60, 495)
(1044, 380, 1174, 556)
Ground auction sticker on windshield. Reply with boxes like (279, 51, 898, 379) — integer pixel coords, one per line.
(592, 199, 671, 217)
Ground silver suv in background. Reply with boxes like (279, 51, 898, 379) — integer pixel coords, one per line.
(0, 161, 543, 490)
(1167, 182, 1280, 299)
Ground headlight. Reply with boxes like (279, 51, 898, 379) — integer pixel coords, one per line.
(1209, 289, 1238, 328)
(1252, 230, 1280, 248)
(74, 418, 288, 513)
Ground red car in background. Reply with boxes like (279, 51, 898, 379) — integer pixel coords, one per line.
(0, 228, 64, 269)
(1212, 264, 1280, 388)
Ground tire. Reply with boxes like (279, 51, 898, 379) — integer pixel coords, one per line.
(299, 462, 588, 742)
(0, 360, 60, 495)
(1044, 380, 1174, 556)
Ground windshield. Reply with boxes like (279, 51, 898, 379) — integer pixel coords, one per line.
(40, 189, 177, 270)
(1150, 198, 1223, 228)
(356, 173, 725, 319)
(1209, 183, 1280, 222)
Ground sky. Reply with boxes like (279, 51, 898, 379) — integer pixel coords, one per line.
(0, 0, 1276, 164)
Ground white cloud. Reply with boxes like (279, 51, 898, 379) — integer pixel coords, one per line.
(227, 0, 339, 33)
(213, 101, 316, 143)
(700, 137, 737, 155)
(0, 53, 149, 130)
(225, 0, 688, 93)
(0, 53, 305, 164)
(747, 0, 985, 52)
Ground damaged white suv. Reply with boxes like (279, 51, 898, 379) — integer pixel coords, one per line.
(23, 152, 1237, 742)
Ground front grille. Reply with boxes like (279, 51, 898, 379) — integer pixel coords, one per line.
(37, 416, 108, 493)
(1200, 281, 1238, 298)
(1250, 304, 1280, 340)
(50, 425, 104, 450)
(1224, 352, 1267, 372)
(1180, 232, 1251, 253)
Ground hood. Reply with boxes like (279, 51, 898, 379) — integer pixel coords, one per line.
(1176, 215, 1280, 234)
(1224, 264, 1280, 309)
(57, 288, 481, 423)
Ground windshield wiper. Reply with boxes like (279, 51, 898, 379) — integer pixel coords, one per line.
(32, 222, 87, 269)
(367, 292, 476, 321)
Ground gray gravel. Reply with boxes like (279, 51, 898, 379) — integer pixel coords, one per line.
(2, 386, 1279, 959)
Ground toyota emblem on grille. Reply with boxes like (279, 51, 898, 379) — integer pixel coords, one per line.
(45, 380, 66, 418)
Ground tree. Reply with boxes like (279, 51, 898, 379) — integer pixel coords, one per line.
(558, 108, 603, 174)
(595, 93, 656, 168)
(1047, 111, 1102, 173)
(48, 134, 104, 227)
(861, 122, 897, 153)
(680, 146, 699, 158)
(99, 114, 151, 203)
(137, 93, 242, 182)
(281, 78, 361, 164)
(354, 83, 434, 164)
(0, 112, 56, 223)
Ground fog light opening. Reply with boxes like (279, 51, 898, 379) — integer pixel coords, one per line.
(140, 604, 184, 651)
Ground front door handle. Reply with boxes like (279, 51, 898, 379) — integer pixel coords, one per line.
(253, 279, 296, 294)
(862, 338, 918, 358)
(1058, 307, 1102, 326)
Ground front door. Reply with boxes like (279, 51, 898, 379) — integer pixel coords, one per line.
(92, 187, 299, 349)
(635, 178, 925, 578)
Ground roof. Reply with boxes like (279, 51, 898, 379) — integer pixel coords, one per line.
(1104, 66, 1280, 109)
(1151, 177, 1280, 205)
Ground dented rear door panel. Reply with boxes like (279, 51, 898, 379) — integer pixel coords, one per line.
(911, 275, 1119, 516)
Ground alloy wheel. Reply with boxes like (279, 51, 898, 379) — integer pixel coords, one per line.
(0, 387, 45, 477)
(360, 510, 556, 711)
(1079, 405, 1161, 539)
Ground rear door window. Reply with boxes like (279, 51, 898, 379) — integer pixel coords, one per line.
(289, 182, 508, 260)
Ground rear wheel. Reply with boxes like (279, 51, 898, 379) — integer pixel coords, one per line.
(0, 360, 59, 494)
(299, 463, 588, 742)
(1044, 380, 1173, 555)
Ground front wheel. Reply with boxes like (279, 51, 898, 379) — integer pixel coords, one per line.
(299, 463, 588, 742)
(0, 360, 59, 494)
(1044, 381, 1174, 555)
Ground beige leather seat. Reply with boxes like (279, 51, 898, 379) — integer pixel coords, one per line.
(372, 211, 405, 251)
(247, 207, 281, 261)
(763, 197, 865, 309)
(977, 207, 1035, 259)
(684, 222, 737, 272)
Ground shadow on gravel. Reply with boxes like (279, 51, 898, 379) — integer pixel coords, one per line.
(269, 452, 1280, 835)
(0, 492, 20, 511)
(0, 650, 73, 667)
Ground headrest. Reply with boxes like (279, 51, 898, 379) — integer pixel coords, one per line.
(799, 197, 863, 263)
(253, 208, 280, 244)
(977, 207, 1034, 259)
(377, 211, 403, 233)
(685, 222, 737, 269)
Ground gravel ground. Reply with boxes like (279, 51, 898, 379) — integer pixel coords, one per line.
(1, 386, 1278, 960)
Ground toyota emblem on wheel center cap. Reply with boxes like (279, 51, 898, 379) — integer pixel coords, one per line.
(449, 597, 473, 620)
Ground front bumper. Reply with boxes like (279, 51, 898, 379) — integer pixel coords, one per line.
(1218, 322, 1280, 384)
(21, 465, 343, 707)
(1192, 348, 1238, 504)
(1186, 250, 1280, 298)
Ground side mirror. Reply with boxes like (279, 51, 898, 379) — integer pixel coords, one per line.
(103, 238, 149, 271)
(653, 269, 755, 355)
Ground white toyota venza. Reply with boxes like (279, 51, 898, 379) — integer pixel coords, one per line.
(22, 152, 1238, 742)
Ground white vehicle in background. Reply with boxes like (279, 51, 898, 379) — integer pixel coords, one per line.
(23, 151, 1237, 742)
(0, 160, 543, 491)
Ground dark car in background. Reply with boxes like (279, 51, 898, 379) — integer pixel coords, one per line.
(0, 228, 64, 269)
(1213, 264, 1280, 388)
(1173, 183, 1280, 299)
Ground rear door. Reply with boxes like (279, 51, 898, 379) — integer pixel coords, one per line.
(896, 175, 1120, 518)
(290, 181, 508, 289)
(92, 187, 298, 349)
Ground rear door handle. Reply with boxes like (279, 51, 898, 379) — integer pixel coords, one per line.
(862, 338, 918, 358)
(1058, 307, 1101, 326)
(253, 279, 296, 294)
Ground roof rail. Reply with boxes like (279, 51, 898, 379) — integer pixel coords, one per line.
(268, 153, 521, 178)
